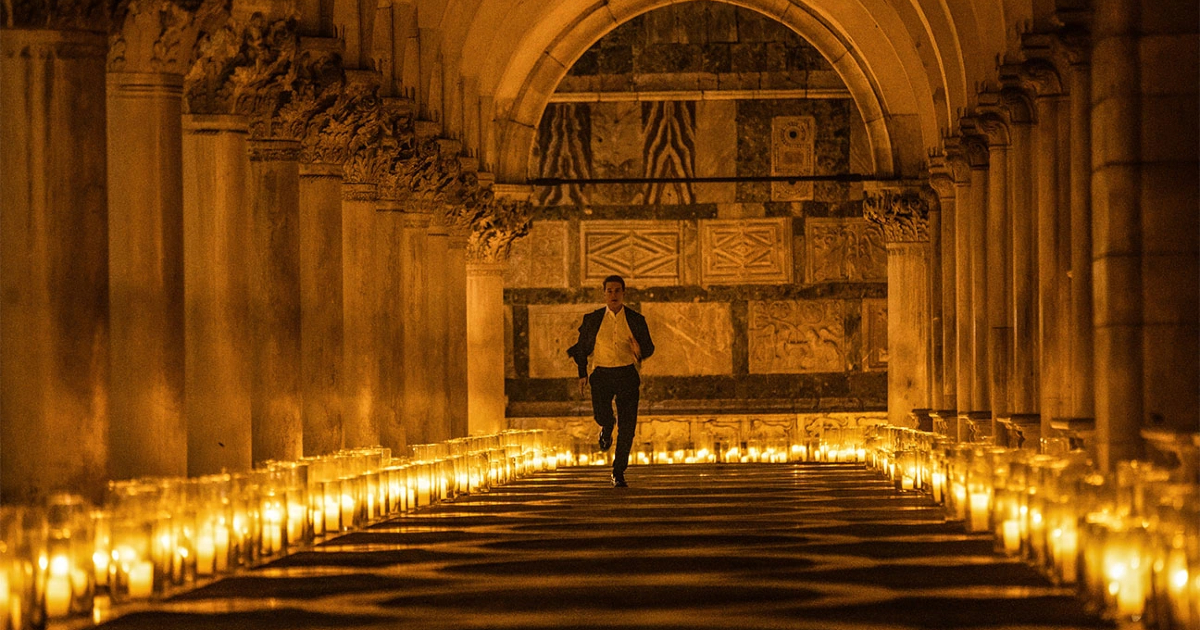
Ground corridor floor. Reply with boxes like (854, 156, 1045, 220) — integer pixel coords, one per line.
(94, 463, 1113, 630)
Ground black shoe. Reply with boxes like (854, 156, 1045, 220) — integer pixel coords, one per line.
(611, 473, 628, 488)
(598, 427, 613, 451)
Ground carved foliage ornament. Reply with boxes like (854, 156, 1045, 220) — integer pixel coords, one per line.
(467, 196, 533, 264)
(183, 13, 296, 119)
(2, 0, 108, 31)
(108, 0, 216, 74)
(282, 45, 344, 158)
(443, 170, 493, 231)
(863, 189, 931, 243)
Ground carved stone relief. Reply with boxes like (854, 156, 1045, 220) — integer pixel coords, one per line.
(748, 300, 846, 374)
(640, 302, 733, 376)
(862, 298, 888, 371)
(804, 217, 887, 282)
(580, 220, 681, 286)
(770, 115, 814, 201)
(527, 304, 602, 379)
(699, 218, 792, 285)
(505, 221, 570, 289)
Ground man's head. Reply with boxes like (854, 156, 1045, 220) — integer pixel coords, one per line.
(602, 275, 626, 312)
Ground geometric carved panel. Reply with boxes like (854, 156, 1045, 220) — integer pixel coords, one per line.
(748, 300, 846, 374)
(640, 302, 733, 376)
(770, 116, 815, 202)
(527, 304, 603, 378)
(805, 217, 887, 282)
(700, 218, 792, 285)
(580, 220, 681, 287)
(862, 298, 888, 371)
(505, 221, 570, 288)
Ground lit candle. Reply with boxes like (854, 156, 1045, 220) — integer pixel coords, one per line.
(214, 523, 229, 573)
(931, 471, 946, 503)
(127, 560, 153, 599)
(45, 555, 72, 617)
(1002, 519, 1021, 555)
(195, 528, 215, 576)
(1057, 522, 1079, 584)
(968, 489, 991, 532)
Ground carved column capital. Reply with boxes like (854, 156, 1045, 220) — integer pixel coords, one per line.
(183, 13, 297, 118)
(378, 135, 459, 205)
(863, 187, 931, 243)
(284, 37, 346, 164)
(338, 73, 386, 185)
(927, 155, 957, 200)
(2, 0, 108, 31)
(956, 119, 991, 169)
(1019, 57, 1066, 98)
(109, 0, 225, 75)
(466, 186, 533, 264)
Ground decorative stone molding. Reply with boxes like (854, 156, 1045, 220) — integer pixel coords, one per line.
(338, 73, 386, 185)
(247, 137, 300, 161)
(974, 112, 1011, 147)
(863, 188, 931, 243)
(108, 0, 224, 75)
(955, 120, 990, 169)
(1, 29, 108, 60)
(1019, 57, 1065, 98)
(926, 155, 957, 199)
(378, 135, 459, 204)
(340, 181, 377, 201)
(466, 187, 533, 265)
(183, 14, 296, 121)
(442, 168, 493, 231)
(282, 38, 345, 163)
(1, 0, 108, 31)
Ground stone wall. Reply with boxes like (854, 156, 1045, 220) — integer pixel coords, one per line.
(504, 3, 888, 418)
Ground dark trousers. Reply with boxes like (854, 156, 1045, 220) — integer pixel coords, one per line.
(589, 365, 640, 475)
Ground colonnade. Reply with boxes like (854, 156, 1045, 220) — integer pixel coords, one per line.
(878, 2, 1198, 471)
(0, 5, 532, 502)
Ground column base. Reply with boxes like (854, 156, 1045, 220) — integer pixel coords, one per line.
(1140, 428, 1200, 483)
(958, 411, 993, 443)
(930, 410, 959, 440)
(908, 408, 934, 432)
(996, 414, 1040, 450)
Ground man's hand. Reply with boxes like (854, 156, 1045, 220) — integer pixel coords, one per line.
(628, 336, 641, 361)
(579, 377, 588, 397)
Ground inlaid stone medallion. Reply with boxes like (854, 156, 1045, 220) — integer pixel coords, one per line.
(770, 115, 815, 201)
(580, 220, 682, 286)
(640, 302, 734, 376)
(700, 218, 792, 285)
(748, 299, 846, 373)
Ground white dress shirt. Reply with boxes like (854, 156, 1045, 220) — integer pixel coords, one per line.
(593, 307, 638, 368)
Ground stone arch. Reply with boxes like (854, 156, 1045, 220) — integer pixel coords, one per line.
(472, 0, 942, 183)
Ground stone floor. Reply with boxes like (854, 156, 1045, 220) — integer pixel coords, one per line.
(91, 463, 1113, 630)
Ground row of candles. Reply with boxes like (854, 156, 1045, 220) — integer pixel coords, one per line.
(866, 424, 1199, 630)
(562, 428, 869, 466)
(0, 429, 560, 630)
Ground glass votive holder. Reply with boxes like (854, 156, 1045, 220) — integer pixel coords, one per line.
(105, 481, 158, 601)
(43, 494, 95, 619)
(2, 506, 48, 630)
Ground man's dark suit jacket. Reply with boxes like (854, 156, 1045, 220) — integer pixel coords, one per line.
(566, 307, 655, 379)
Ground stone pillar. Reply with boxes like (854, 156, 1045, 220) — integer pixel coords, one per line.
(299, 162, 344, 456)
(1, 25, 109, 501)
(466, 186, 533, 435)
(399, 207, 434, 444)
(1066, 57, 1096, 427)
(426, 220, 452, 443)
(978, 118, 1012, 436)
(1091, 0, 1143, 467)
(1023, 56, 1071, 442)
(928, 161, 960, 434)
(961, 130, 992, 438)
(183, 115, 253, 475)
(375, 201, 406, 454)
(247, 139, 303, 464)
(865, 188, 932, 428)
(946, 149, 975, 440)
(342, 182, 382, 448)
(467, 261, 508, 436)
(927, 191, 944, 413)
(106, 71, 187, 479)
(447, 229, 471, 438)
(1004, 90, 1040, 446)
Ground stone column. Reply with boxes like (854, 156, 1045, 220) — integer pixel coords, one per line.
(375, 200, 406, 454)
(1066, 55, 1096, 428)
(1, 24, 109, 501)
(426, 219, 452, 443)
(865, 188, 932, 428)
(1091, 0, 1142, 467)
(1004, 89, 1040, 446)
(960, 129, 992, 439)
(247, 139, 303, 464)
(926, 190, 944, 414)
(978, 117, 1012, 439)
(467, 187, 533, 435)
(341, 182, 382, 448)
(299, 162, 344, 456)
(106, 70, 187, 480)
(944, 148, 975, 441)
(1022, 55, 1071, 441)
(446, 228, 471, 438)
(399, 207, 434, 444)
(182, 115, 253, 475)
(928, 161, 959, 435)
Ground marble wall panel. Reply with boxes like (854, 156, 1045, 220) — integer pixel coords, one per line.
(862, 298, 888, 371)
(748, 299, 846, 374)
(770, 115, 814, 201)
(640, 302, 734, 376)
(700, 218, 792, 285)
(642, 101, 695, 205)
(693, 100, 737, 204)
(527, 304, 603, 378)
(804, 217, 887, 282)
(590, 102, 644, 205)
(505, 221, 570, 288)
(581, 220, 682, 286)
(535, 103, 591, 207)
